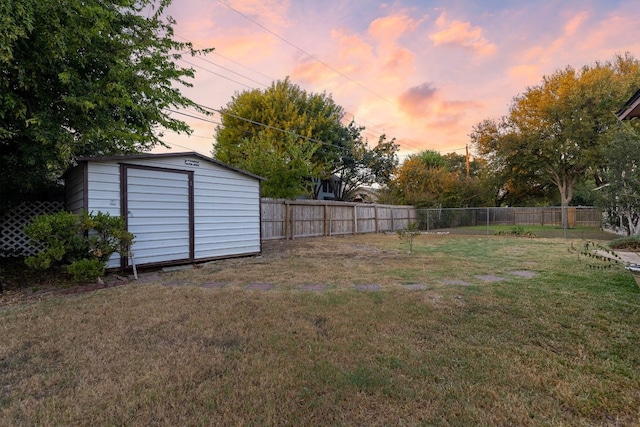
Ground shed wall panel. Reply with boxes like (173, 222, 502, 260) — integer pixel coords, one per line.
(86, 162, 121, 217)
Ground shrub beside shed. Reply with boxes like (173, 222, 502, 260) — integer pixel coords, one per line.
(64, 152, 263, 269)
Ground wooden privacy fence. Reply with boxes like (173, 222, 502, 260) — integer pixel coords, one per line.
(261, 199, 417, 240)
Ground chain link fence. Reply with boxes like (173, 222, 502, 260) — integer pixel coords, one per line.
(415, 206, 602, 231)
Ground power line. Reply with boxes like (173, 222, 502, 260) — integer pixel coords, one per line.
(179, 58, 255, 89)
(184, 56, 270, 88)
(197, 104, 349, 151)
(215, 0, 418, 118)
(175, 35, 425, 154)
(175, 34, 276, 83)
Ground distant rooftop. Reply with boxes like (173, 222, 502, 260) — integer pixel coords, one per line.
(617, 88, 640, 120)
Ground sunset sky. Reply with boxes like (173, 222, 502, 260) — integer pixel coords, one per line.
(158, 0, 640, 161)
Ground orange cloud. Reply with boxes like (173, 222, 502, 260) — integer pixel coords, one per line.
(206, 33, 279, 64)
(226, 0, 291, 28)
(429, 12, 496, 55)
(290, 59, 337, 85)
(332, 28, 375, 64)
(383, 47, 414, 75)
(368, 13, 423, 42)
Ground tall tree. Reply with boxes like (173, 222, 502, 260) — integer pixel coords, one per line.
(213, 78, 398, 199)
(329, 123, 398, 201)
(1, 0, 210, 202)
(471, 53, 640, 227)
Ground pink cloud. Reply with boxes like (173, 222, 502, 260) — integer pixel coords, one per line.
(225, 0, 291, 29)
(429, 12, 496, 55)
(398, 82, 438, 115)
(206, 33, 279, 64)
(564, 10, 589, 36)
(382, 47, 414, 75)
(429, 100, 483, 129)
(290, 59, 336, 85)
(368, 13, 423, 42)
(332, 28, 375, 65)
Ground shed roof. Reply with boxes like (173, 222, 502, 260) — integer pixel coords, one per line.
(616, 88, 640, 121)
(74, 152, 264, 180)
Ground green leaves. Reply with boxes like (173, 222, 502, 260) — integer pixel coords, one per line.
(1, 0, 211, 198)
(213, 78, 398, 200)
(24, 210, 134, 281)
(471, 53, 640, 212)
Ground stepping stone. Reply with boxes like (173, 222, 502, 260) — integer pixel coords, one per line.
(202, 282, 228, 289)
(136, 273, 161, 284)
(441, 279, 470, 286)
(476, 275, 505, 282)
(508, 270, 538, 278)
(354, 284, 381, 291)
(300, 284, 327, 291)
(403, 283, 428, 290)
(162, 280, 188, 286)
(246, 282, 274, 291)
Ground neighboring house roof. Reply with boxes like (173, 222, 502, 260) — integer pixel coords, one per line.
(616, 88, 640, 120)
(74, 151, 265, 181)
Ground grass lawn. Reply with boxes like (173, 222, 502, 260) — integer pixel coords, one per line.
(1, 233, 639, 426)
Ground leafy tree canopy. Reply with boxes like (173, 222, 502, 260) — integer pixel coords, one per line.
(213, 78, 398, 199)
(1, 0, 210, 200)
(470, 53, 640, 225)
(382, 150, 492, 208)
(598, 123, 640, 235)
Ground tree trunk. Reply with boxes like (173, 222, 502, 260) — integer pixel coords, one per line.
(552, 169, 576, 230)
(626, 207, 640, 235)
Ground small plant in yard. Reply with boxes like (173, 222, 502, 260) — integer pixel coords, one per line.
(570, 241, 623, 270)
(397, 222, 421, 253)
(24, 210, 134, 282)
(570, 240, 640, 288)
(497, 225, 536, 238)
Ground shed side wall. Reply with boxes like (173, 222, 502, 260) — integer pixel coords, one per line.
(65, 165, 86, 214)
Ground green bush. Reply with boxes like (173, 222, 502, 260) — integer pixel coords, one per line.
(497, 226, 536, 238)
(66, 258, 106, 282)
(609, 235, 640, 251)
(24, 211, 134, 282)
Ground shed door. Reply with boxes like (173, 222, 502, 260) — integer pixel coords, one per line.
(123, 165, 194, 266)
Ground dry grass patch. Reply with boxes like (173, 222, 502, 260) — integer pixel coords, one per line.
(1, 234, 640, 426)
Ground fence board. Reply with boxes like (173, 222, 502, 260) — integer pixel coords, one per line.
(260, 199, 415, 240)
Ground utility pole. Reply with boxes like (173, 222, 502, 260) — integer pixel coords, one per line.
(465, 145, 470, 179)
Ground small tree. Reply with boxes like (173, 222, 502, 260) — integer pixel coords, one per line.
(397, 222, 421, 254)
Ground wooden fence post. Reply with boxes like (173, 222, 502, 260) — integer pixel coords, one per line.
(285, 202, 291, 240)
(374, 205, 379, 233)
(390, 208, 395, 231)
(324, 203, 329, 236)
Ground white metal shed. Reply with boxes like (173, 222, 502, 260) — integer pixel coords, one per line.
(64, 152, 263, 269)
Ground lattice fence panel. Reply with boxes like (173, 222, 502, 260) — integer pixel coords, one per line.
(1, 201, 65, 257)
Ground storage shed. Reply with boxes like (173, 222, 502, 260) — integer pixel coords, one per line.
(64, 152, 263, 269)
